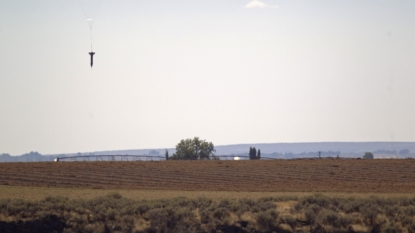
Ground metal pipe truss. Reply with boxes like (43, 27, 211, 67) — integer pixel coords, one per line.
(56, 155, 276, 162)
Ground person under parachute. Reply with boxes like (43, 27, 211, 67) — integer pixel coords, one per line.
(89, 51, 95, 67)
(87, 18, 96, 68)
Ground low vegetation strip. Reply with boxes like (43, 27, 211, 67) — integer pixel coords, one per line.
(1, 159, 415, 192)
(2, 185, 413, 202)
(1, 193, 415, 233)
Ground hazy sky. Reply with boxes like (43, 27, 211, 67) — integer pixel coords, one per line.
(1, 0, 414, 155)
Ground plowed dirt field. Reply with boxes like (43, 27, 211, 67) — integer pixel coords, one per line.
(0, 159, 414, 192)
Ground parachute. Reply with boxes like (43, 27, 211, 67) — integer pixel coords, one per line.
(78, 0, 102, 67)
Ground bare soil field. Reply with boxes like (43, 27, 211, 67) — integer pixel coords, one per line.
(0, 159, 414, 193)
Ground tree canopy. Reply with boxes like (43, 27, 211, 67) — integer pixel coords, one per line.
(249, 147, 261, 160)
(362, 152, 374, 159)
(170, 137, 215, 160)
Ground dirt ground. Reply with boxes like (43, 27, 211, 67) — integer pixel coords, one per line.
(0, 159, 414, 193)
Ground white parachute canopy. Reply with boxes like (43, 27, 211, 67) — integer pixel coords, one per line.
(78, 0, 102, 30)
(86, 19, 94, 29)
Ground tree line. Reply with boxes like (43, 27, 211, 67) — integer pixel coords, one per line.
(249, 147, 261, 160)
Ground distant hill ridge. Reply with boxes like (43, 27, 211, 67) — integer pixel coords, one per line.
(1, 142, 414, 162)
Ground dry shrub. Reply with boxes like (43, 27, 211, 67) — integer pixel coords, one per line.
(337, 215, 353, 228)
(257, 201, 276, 212)
(121, 215, 134, 226)
(105, 192, 122, 199)
(340, 202, 355, 214)
(382, 222, 403, 233)
(361, 206, 380, 226)
(105, 208, 116, 221)
(3, 193, 415, 233)
(200, 209, 211, 224)
(120, 205, 134, 216)
(213, 207, 230, 219)
(304, 209, 317, 224)
(134, 203, 150, 216)
(169, 207, 199, 232)
(405, 206, 415, 216)
(239, 198, 256, 208)
(307, 203, 322, 215)
(258, 196, 274, 202)
(256, 211, 276, 232)
(146, 208, 168, 231)
(408, 221, 415, 233)
(273, 195, 299, 202)
(192, 196, 212, 209)
(235, 203, 251, 217)
(385, 205, 400, 219)
(317, 209, 339, 227)
(134, 218, 150, 232)
(251, 205, 261, 213)
(291, 202, 303, 214)
(83, 223, 106, 233)
(218, 198, 232, 209)
(303, 194, 331, 208)
(282, 215, 296, 230)
(171, 196, 191, 208)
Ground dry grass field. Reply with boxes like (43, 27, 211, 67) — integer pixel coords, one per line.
(0, 185, 308, 201)
(0, 159, 414, 193)
(2, 185, 414, 202)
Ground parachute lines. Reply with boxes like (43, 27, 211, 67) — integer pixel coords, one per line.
(78, 0, 103, 30)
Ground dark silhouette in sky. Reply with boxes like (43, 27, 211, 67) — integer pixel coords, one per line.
(89, 52, 95, 67)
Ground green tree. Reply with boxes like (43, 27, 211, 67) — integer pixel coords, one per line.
(362, 152, 374, 159)
(249, 147, 258, 160)
(170, 137, 215, 160)
(165, 149, 169, 160)
(249, 147, 253, 159)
